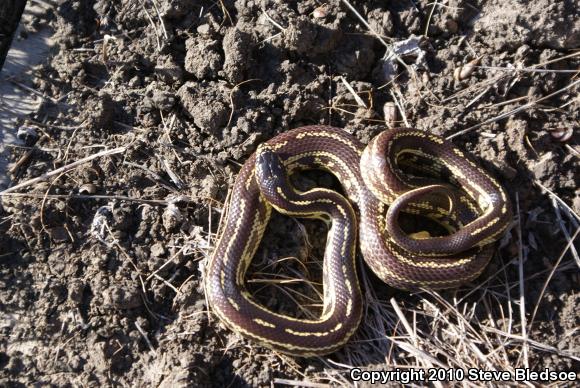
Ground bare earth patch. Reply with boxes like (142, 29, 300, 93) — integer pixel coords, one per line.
(0, 0, 578, 386)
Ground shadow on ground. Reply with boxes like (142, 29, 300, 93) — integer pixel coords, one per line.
(0, 0, 55, 190)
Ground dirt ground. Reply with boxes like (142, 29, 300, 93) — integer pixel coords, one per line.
(1, 0, 578, 386)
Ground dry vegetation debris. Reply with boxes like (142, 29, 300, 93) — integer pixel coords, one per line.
(0, 0, 578, 386)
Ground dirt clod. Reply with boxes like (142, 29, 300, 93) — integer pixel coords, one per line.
(1, 0, 578, 387)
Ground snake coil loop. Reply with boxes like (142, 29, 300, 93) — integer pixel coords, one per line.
(206, 126, 512, 356)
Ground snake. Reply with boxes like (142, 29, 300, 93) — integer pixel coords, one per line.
(205, 125, 512, 356)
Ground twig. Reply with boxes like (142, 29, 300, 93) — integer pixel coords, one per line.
(151, 273, 181, 294)
(0, 146, 127, 195)
(477, 66, 580, 74)
(262, 10, 287, 31)
(0, 192, 171, 205)
(135, 321, 157, 356)
(390, 298, 416, 345)
(550, 197, 580, 267)
(390, 89, 410, 127)
(565, 144, 580, 158)
(217, 0, 234, 26)
(140, 4, 162, 50)
(339, 76, 367, 109)
(465, 86, 492, 108)
(482, 326, 580, 362)
(533, 51, 580, 68)
(515, 193, 529, 368)
(226, 79, 261, 128)
(63, 121, 86, 163)
(150, 0, 168, 40)
(528, 228, 580, 334)
(390, 298, 443, 388)
(448, 79, 580, 139)
(123, 161, 178, 193)
(5, 77, 60, 104)
(339, 0, 389, 48)
(8, 150, 33, 174)
(273, 378, 329, 388)
(147, 246, 186, 281)
(423, 0, 439, 37)
(535, 181, 580, 222)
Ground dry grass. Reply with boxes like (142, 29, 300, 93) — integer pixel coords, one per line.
(200, 198, 579, 386)
(2, 2, 577, 386)
(193, 2, 579, 384)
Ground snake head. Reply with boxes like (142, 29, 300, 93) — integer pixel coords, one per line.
(255, 146, 289, 193)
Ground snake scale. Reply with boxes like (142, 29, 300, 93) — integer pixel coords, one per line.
(205, 125, 512, 356)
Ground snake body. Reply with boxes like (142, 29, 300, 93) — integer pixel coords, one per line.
(205, 126, 511, 356)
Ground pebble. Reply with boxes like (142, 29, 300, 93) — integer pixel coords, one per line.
(197, 24, 210, 35)
(150, 242, 166, 258)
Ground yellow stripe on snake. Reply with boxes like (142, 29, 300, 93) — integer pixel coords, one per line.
(205, 126, 512, 356)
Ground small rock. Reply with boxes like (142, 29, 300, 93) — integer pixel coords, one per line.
(150, 242, 166, 258)
(312, 4, 329, 19)
(79, 183, 97, 194)
(196, 24, 210, 35)
(151, 90, 176, 111)
(162, 203, 183, 232)
(16, 126, 39, 146)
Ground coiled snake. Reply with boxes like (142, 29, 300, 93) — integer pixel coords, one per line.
(205, 126, 511, 356)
